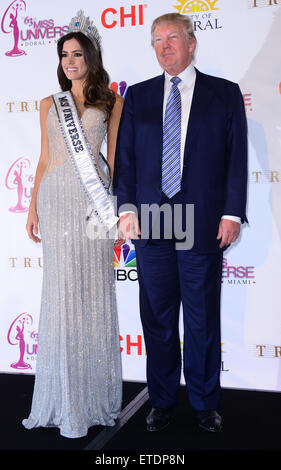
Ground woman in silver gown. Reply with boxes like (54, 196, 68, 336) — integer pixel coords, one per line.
(23, 15, 123, 439)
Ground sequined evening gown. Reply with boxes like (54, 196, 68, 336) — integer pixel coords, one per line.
(22, 104, 122, 439)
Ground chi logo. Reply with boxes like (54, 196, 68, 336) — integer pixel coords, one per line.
(174, 0, 219, 14)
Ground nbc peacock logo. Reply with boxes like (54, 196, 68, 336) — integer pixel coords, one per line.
(110, 81, 127, 97)
(174, 0, 219, 14)
(114, 243, 136, 268)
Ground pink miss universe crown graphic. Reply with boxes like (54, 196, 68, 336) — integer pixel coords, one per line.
(8, 313, 33, 369)
(5, 157, 34, 213)
(1, 0, 27, 57)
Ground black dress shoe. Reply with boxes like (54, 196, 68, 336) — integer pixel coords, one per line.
(196, 410, 222, 433)
(146, 407, 171, 432)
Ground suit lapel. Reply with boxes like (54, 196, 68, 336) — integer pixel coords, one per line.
(148, 74, 165, 169)
(151, 73, 164, 139)
(182, 69, 214, 184)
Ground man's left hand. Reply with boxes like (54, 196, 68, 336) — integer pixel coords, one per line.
(216, 219, 240, 248)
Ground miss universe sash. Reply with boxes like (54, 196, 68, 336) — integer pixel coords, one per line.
(52, 90, 118, 232)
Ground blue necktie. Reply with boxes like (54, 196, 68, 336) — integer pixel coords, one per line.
(162, 76, 182, 199)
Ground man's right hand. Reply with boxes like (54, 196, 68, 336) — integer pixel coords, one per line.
(117, 212, 141, 242)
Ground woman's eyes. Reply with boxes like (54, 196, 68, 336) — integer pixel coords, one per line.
(61, 53, 83, 58)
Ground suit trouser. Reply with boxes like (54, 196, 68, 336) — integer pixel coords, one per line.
(134, 193, 223, 412)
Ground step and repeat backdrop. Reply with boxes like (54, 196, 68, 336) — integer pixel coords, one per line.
(1, 0, 281, 391)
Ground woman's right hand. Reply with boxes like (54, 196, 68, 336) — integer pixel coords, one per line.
(26, 208, 41, 243)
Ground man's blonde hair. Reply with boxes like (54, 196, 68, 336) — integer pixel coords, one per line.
(151, 13, 197, 60)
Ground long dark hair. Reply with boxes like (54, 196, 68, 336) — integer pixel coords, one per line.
(57, 32, 115, 121)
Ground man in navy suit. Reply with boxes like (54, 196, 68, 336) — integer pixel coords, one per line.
(114, 13, 247, 433)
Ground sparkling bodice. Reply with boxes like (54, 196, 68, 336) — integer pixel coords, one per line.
(46, 104, 107, 173)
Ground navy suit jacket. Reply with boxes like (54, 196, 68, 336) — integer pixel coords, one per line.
(113, 68, 248, 253)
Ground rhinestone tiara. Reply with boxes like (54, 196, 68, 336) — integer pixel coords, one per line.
(67, 10, 101, 50)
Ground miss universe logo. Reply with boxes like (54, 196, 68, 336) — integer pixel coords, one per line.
(1, 0, 26, 56)
(5, 157, 34, 213)
(1, 0, 68, 57)
(222, 257, 256, 285)
(7, 312, 38, 370)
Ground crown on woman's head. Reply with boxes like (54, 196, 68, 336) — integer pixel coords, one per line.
(68, 10, 101, 50)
